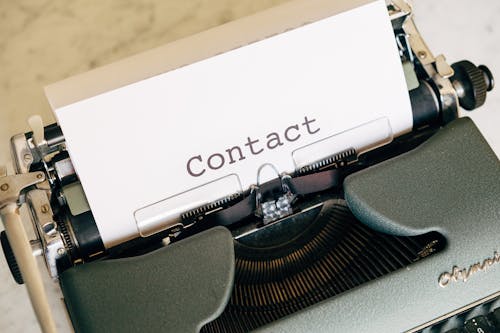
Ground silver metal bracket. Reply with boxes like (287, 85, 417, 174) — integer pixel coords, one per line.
(255, 164, 296, 225)
(26, 190, 66, 279)
(10, 134, 35, 174)
(389, 0, 459, 122)
(0, 171, 45, 209)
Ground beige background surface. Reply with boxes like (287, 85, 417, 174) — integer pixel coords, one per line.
(1, 0, 500, 332)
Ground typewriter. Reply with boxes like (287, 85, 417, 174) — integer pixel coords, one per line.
(1, 0, 499, 332)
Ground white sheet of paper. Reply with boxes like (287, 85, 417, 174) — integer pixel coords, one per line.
(51, 0, 412, 247)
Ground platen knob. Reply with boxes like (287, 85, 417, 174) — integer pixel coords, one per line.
(451, 60, 494, 111)
(0, 231, 24, 284)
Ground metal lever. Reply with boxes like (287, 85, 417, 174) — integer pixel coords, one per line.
(28, 115, 46, 147)
(0, 170, 57, 333)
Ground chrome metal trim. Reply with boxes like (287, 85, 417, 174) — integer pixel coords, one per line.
(405, 290, 500, 333)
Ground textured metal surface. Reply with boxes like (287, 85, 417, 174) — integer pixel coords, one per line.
(257, 117, 500, 332)
(202, 200, 444, 333)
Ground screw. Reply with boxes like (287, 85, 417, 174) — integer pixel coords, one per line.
(41, 204, 50, 214)
(418, 51, 427, 59)
(0, 183, 8, 191)
(36, 173, 43, 179)
(57, 248, 66, 256)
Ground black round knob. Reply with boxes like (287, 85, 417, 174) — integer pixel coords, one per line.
(451, 60, 494, 111)
(478, 65, 495, 91)
(0, 231, 24, 284)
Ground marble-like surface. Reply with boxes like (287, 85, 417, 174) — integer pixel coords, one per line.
(0, 0, 291, 172)
(1, 0, 499, 332)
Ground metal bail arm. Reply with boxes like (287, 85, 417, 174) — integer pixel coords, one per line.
(0, 170, 57, 333)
